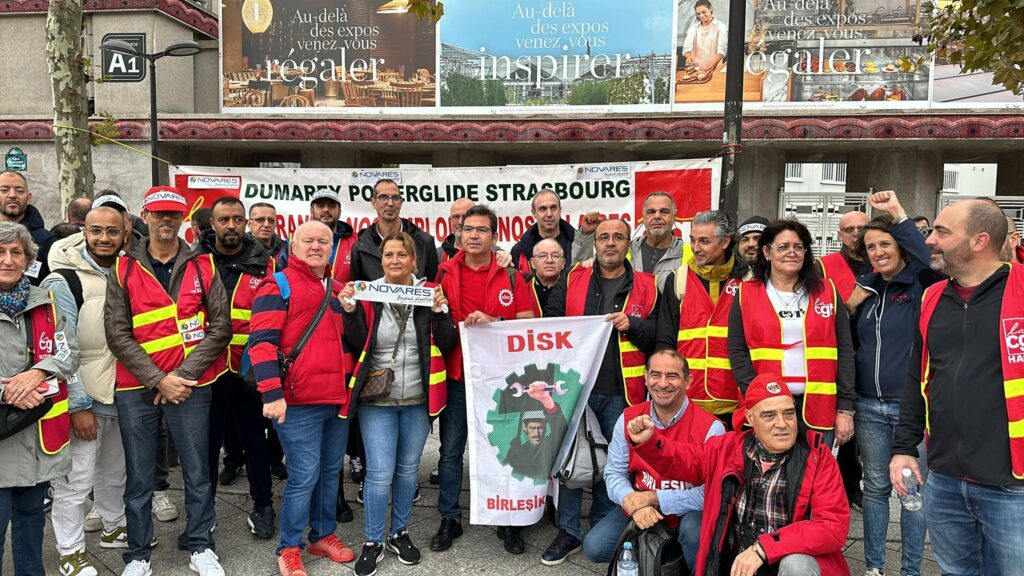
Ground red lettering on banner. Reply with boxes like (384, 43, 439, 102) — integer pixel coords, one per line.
(486, 495, 546, 511)
(435, 217, 450, 241)
(507, 329, 573, 352)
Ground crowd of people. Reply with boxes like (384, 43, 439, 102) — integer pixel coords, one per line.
(0, 167, 1022, 576)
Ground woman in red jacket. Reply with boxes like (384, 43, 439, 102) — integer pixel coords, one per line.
(626, 374, 851, 576)
(249, 221, 356, 576)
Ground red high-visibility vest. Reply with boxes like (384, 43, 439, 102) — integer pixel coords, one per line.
(738, 280, 840, 430)
(565, 265, 657, 406)
(114, 255, 226, 390)
(227, 261, 275, 373)
(329, 235, 356, 283)
(818, 252, 857, 302)
(919, 263, 1024, 479)
(29, 300, 70, 455)
(673, 266, 740, 415)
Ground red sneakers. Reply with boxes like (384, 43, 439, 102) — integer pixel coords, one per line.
(307, 534, 356, 563)
(277, 547, 307, 576)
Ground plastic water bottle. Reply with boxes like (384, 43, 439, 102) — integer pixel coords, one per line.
(617, 542, 639, 576)
(901, 468, 923, 511)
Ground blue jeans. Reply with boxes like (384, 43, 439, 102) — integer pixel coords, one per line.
(116, 386, 215, 562)
(438, 380, 467, 521)
(558, 392, 624, 539)
(924, 471, 1024, 575)
(273, 404, 348, 553)
(583, 507, 702, 573)
(855, 397, 928, 575)
(0, 482, 49, 575)
(359, 403, 431, 543)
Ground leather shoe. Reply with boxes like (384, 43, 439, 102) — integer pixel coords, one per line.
(429, 518, 463, 552)
(496, 526, 524, 555)
(336, 497, 354, 523)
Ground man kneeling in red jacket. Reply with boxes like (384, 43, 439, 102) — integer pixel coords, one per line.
(626, 374, 850, 576)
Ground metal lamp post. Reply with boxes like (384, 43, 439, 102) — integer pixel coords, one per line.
(719, 0, 747, 218)
(99, 39, 202, 186)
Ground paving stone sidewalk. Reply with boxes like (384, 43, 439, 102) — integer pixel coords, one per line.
(4, 435, 939, 575)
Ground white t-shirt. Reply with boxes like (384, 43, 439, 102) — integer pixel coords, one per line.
(764, 281, 809, 395)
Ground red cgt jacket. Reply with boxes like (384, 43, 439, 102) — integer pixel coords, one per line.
(633, 428, 850, 576)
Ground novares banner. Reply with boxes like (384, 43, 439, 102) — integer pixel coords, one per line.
(461, 316, 613, 526)
(170, 159, 719, 248)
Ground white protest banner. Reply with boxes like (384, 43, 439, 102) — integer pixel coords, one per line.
(352, 280, 434, 307)
(462, 316, 613, 526)
(169, 159, 719, 248)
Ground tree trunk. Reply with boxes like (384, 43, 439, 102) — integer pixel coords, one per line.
(46, 0, 93, 214)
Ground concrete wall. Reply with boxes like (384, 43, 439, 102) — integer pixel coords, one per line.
(846, 148, 944, 221)
(0, 15, 50, 115)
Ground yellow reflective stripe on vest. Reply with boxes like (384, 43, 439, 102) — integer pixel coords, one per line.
(231, 334, 249, 346)
(805, 381, 837, 395)
(677, 327, 706, 340)
(1010, 419, 1024, 438)
(132, 304, 177, 328)
(706, 326, 728, 338)
(430, 371, 446, 385)
(620, 339, 640, 353)
(42, 398, 68, 419)
(622, 365, 646, 378)
(1006, 378, 1024, 399)
(686, 358, 707, 370)
(706, 356, 731, 369)
(805, 347, 839, 360)
(231, 308, 251, 321)
(750, 348, 783, 361)
(140, 333, 185, 354)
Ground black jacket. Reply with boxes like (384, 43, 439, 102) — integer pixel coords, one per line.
(350, 219, 440, 282)
(22, 204, 55, 286)
(893, 266, 1022, 486)
(655, 260, 749, 352)
(510, 220, 575, 273)
(198, 230, 272, 294)
(341, 297, 457, 419)
(438, 234, 458, 262)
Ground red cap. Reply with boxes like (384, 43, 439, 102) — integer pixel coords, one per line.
(142, 186, 188, 213)
(732, 373, 793, 430)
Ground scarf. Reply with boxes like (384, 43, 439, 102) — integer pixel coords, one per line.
(0, 275, 31, 319)
(688, 253, 735, 304)
(752, 437, 790, 464)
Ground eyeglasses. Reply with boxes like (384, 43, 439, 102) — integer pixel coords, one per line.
(462, 226, 492, 236)
(596, 233, 629, 243)
(769, 243, 806, 254)
(840, 226, 865, 235)
(919, 227, 932, 237)
(251, 217, 275, 225)
(532, 253, 563, 262)
(374, 194, 404, 205)
(86, 226, 124, 238)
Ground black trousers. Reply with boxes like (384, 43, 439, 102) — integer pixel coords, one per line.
(207, 372, 274, 509)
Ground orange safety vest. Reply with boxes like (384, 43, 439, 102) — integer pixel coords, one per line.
(818, 251, 857, 302)
(114, 255, 226, 390)
(565, 265, 657, 406)
(227, 261, 275, 373)
(920, 263, 1024, 479)
(28, 300, 71, 455)
(344, 288, 448, 417)
(674, 267, 740, 415)
(738, 279, 840, 430)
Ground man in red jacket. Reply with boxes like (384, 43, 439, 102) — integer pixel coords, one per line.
(627, 374, 850, 576)
(249, 221, 357, 576)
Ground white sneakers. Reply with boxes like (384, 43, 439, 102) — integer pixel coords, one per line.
(189, 549, 226, 576)
(864, 569, 884, 576)
(120, 560, 152, 576)
(152, 490, 179, 522)
(84, 505, 103, 533)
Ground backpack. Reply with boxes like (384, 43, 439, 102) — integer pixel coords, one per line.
(557, 405, 608, 489)
(607, 519, 685, 576)
(51, 268, 85, 311)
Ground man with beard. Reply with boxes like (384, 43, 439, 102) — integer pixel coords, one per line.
(309, 190, 356, 283)
(543, 218, 659, 565)
(46, 207, 130, 576)
(892, 199, 1024, 575)
(248, 202, 289, 270)
(573, 192, 683, 291)
(105, 187, 231, 576)
(657, 210, 748, 427)
(736, 216, 768, 279)
(351, 179, 439, 282)
(0, 171, 55, 284)
(510, 189, 575, 275)
(197, 197, 277, 544)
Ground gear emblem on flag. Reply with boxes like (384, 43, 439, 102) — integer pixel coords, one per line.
(487, 363, 582, 484)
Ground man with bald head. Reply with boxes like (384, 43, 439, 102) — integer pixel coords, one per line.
(64, 197, 94, 227)
(541, 218, 659, 565)
(818, 210, 871, 303)
(523, 238, 566, 316)
(439, 198, 475, 262)
(249, 219, 358, 575)
(891, 198, 1024, 575)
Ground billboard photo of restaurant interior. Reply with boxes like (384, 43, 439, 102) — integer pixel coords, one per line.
(221, 0, 437, 110)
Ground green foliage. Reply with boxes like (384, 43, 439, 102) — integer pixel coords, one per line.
(923, 0, 1024, 95)
(442, 73, 507, 106)
(568, 80, 610, 105)
(90, 112, 120, 147)
(408, 0, 444, 22)
(609, 71, 654, 105)
(483, 79, 508, 106)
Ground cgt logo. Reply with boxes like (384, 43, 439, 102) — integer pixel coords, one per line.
(1004, 319, 1024, 364)
(814, 301, 835, 319)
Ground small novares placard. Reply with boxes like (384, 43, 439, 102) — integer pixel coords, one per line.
(353, 281, 434, 307)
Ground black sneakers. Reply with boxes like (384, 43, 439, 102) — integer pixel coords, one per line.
(350, 457, 365, 483)
(385, 530, 421, 565)
(354, 542, 384, 576)
(247, 506, 275, 539)
(429, 517, 463, 552)
(218, 463, 242, 486)
(496, 526, 525, 555)
(541, 529, 582, 566)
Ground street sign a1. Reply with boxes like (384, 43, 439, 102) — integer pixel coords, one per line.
(5, 148, 27, 171)
(101, 33, 146, 82)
